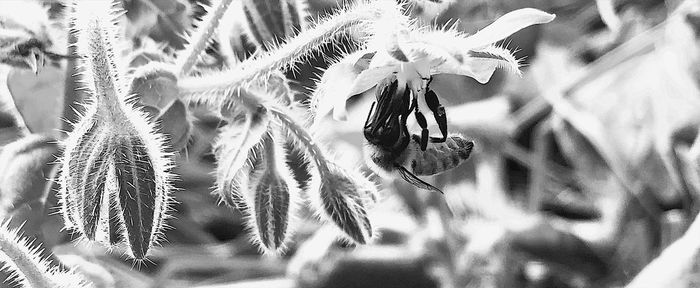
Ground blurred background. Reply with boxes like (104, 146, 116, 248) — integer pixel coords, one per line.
(2, 0, 700, 287)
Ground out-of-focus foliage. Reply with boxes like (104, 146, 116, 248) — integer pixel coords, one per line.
(1, 0, 700, 287)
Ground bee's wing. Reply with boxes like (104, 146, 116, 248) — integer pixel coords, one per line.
(395, 165, 443, 194)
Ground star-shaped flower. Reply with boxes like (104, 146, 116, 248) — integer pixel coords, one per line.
(312, 8, 555, 123)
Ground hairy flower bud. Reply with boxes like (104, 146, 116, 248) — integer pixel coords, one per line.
(60, 1, 173, 260)
(309, 163, 376, 244)
(218, 1, 256, 63)
(60, 103, 172, 259)
(247, 134, 299, 253)
(241, 0, 307, 49)
(216, 97, 301, 253)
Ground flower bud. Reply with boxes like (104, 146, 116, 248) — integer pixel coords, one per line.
(309, 162, 376, 244)
(62, 0, 173, 260)
(218, 2, 257, 63)
(246, 134, 299, 253)
(60, 104, 172, 259)
(217, 125, 299, 254)
(241, 0, 307, 49)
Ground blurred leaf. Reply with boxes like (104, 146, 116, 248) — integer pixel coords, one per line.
(128, 62, 179, 109)
(157, 99, 191, 151)
(625, 212, 700, 288)
(0, 134, 57, 217)
(124, 0, 193, 49)
(0, 133, 60, 275)
(58, 255, 116, 288)
(534, 10, 700, 214)
(6, 63, 64, 135)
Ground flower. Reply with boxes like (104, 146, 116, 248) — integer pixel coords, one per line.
(312, 8, 555, 123)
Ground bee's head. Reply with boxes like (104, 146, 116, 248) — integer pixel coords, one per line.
(363, 75, 411, 155)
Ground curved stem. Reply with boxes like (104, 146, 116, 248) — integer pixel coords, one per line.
(0, 224, 59, 288)
(178, 0, 400, 106)
(62, 5, 86, 136)
(268, 106, 329, 174)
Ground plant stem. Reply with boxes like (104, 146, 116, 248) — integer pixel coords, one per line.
(178, 0, 398, 106)
(268, 106, 329, 173)
(176, 0, 235, 76)
(0, 224, 59, 288)
(62, 7, 85, 135)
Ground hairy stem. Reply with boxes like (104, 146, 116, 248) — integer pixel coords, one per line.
(0, 224, 61, 288)
(62, 5, 85, 135)
(268, 106, 329, 174)
(176, 0, 235, 76)
(178, 0, 399, 106)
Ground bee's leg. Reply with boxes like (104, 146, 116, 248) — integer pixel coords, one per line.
(413, 98, 430, 151)
(425, 89, 447, 143)
(364, 102, 377, 130)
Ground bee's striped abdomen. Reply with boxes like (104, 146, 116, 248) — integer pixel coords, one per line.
(407, 134, 473, 176)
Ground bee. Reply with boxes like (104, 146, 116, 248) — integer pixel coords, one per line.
(363, 74, 473, 193)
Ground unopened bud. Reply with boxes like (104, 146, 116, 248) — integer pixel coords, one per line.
(62, 0, 173, 260)
(247, 135, 298, 253)
(310, 163, 376, 244)
(241, 0, 307, 49)
(60, 103, 172, 259)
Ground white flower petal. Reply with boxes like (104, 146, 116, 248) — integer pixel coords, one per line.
(464, 8, 555, 49)
(470, 45, 522, 75)
(310, 62, 361, 124)
(310, 50, 378, 124)
(347, 65, 398, 97)
(434, 62, 495, 84)
(433, 45, 521, 83)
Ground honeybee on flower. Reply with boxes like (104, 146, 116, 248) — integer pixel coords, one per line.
(312, 8, 555, 192)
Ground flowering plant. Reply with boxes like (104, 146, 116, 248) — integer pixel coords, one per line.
(0, 0, 554, 286)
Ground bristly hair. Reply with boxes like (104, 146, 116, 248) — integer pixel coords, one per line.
(176, 0, 236, 76)
(70, 0, 128, 109)
(177, 0, 404, 108)
(60, 0, 175, 260)
(0, 221, 89, 288)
